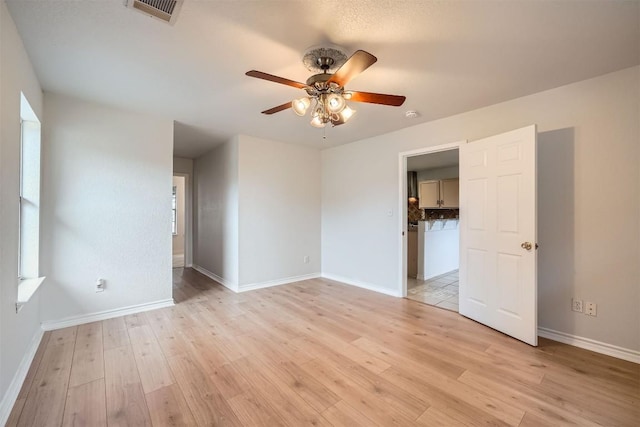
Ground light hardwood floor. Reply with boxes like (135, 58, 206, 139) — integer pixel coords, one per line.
(8, 268, 640, 426)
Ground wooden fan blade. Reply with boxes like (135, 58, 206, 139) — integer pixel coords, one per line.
(348, 91, 406, 106)
(246, 70, 307, 89)
(261, 102, 292, 115)
(328, 50, 377, 86)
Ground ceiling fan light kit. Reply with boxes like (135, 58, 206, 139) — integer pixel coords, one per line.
(246, 46, 406, 130)
(292, 97, 311, 116)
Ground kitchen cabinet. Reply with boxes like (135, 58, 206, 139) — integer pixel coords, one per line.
(418, 178, 459, 208)
(418, 181, 440, 208)
(440, 178, 459, 208)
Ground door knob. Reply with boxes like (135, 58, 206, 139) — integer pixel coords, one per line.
(521, 242, 533, 251)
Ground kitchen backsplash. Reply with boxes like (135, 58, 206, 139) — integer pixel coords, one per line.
(423, 208, 459, 220)
(408, 199, 459, 222)
(408, 199, 422, 222)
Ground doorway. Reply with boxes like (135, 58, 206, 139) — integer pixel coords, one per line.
(172, 175, 187, 268)
(403, 146, 461, 312)
(400, 126, 538, 346)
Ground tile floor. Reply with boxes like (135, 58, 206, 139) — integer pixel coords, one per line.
(407, 270, 459, 312)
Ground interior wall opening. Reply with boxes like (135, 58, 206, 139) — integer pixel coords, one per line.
(403, 147, 460, 312)
(172, 175, 187, 268)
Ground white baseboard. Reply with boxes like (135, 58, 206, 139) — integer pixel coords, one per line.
(538, 327, 640, 364)
(238, 273, 320, 292)
(321, 273, 403, 297)
(0, 328, 44, 426)
(191, 265, 320, 293)
(192, 264, 238, 292)
(41, 299, 175, 331)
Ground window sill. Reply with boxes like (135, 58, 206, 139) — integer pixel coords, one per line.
(16, 276, 46, 312)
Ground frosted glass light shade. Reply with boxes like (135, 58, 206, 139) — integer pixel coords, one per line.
(339, 105, 355, 122)
(292, 97, 311, 116)
(310, 115, 326, 128)
(326, 94, 346, 113)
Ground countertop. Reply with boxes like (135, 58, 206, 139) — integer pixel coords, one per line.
(419, 219, 459, 231)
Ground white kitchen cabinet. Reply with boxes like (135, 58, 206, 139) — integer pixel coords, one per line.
(440, 178, 459, 208)
(418, 178, 459, 208)
(418, 181, 440, 208)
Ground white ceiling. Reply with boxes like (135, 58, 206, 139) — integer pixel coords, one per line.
(407, 149, 459, 172)
(6, 1, 639, 158)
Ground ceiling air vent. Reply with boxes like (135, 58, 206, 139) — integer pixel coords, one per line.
(126, 0, 184, 25)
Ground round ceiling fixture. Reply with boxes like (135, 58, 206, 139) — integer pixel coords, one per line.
(302, 45, 348, 73)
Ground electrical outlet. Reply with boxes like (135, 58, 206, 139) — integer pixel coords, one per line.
(571, 298, 583, 313)
(96, 278, 105, 293)
(303, 256, 310, 264)
(585, 302, 597, 316)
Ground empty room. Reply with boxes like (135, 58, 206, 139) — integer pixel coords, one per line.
(1, 1, 638, 426)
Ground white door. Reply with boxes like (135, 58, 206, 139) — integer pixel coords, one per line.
(459, 125, 537, 346)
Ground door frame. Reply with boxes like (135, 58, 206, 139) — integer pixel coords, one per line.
(398, 141, 465, 297)
(173, 172, 193, 268)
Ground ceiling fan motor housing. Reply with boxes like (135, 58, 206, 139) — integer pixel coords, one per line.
(316, 56, 334, 70)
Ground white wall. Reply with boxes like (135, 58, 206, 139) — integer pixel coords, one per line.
(0, 1, 44, 418)
(173, 156, 193, 176)
(193, 135, 321, 289)
(237, 135, 321, 288)
(40, 93, 174, 322)
(193, 138, 239, 288)
(322, 66, 640, 352)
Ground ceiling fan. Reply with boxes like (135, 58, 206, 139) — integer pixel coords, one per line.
(246, 46, 406, 128)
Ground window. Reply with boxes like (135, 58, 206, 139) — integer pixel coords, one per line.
(171, 185, 177, 235)
(17, 93, 44, 308)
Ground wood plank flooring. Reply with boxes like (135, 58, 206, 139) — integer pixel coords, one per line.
(8, 268, 640, 426)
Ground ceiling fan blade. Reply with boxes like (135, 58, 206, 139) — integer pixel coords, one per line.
(246, 70, 307, 89)
(261, 102, 292, 115)
(328, 50, 377, 86)
(348, 91, 406, 107)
